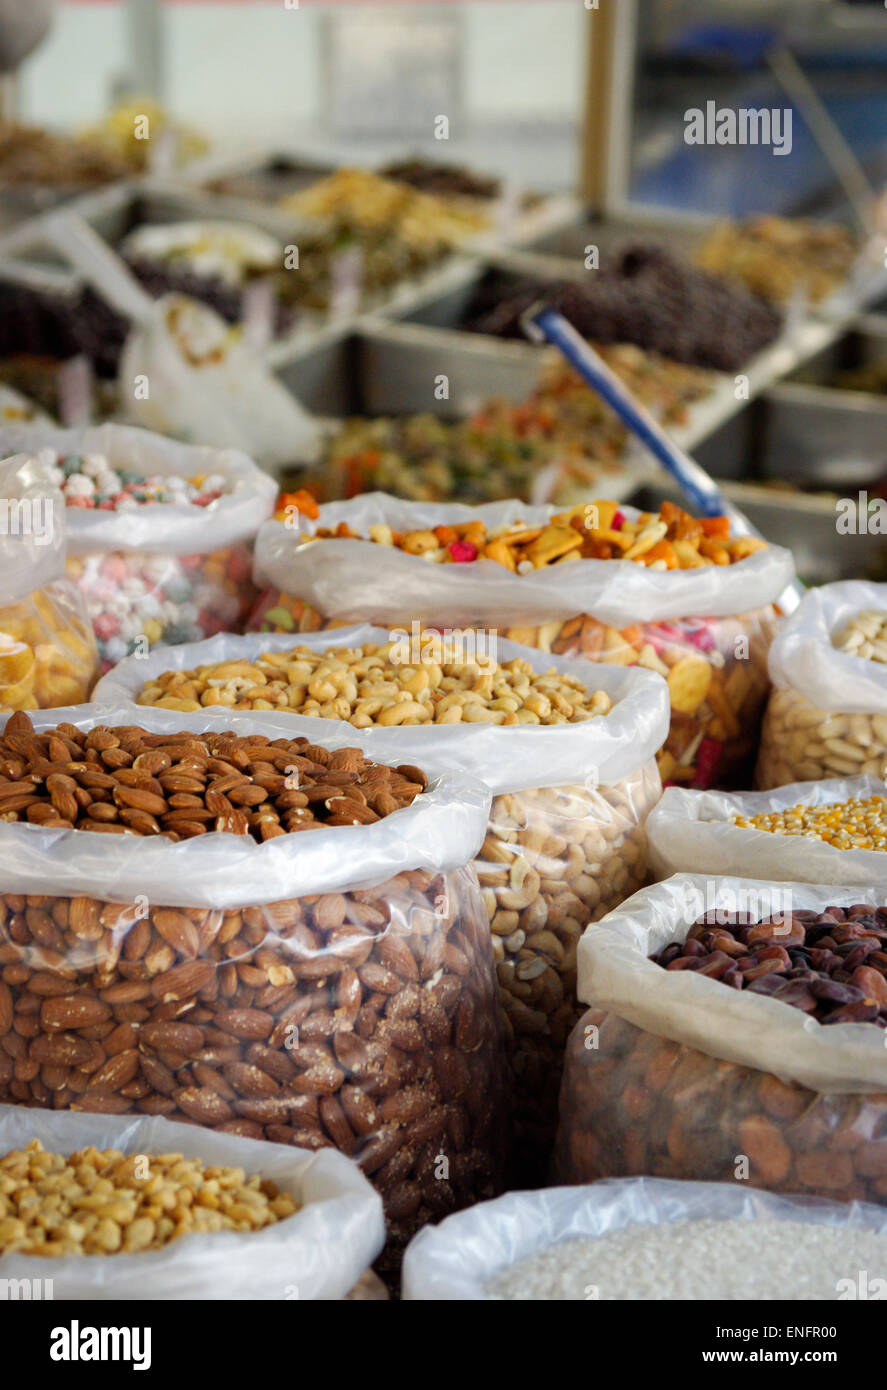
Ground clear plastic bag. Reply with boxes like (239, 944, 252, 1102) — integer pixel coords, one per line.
(402, 1175, 887, 1300)
(0, 577, 97, 708)
(479, 768, 660, 1164)
(756, 581, 887, 789)
(557, 875, 887, 1205)
(0, 451, 99, 707)
(93, 625, 669, 1173)
(648, 774, 887, 885)
(249, 496, 792, 789)
(0, 423, 277, 671)
(0, 1104, 384, 1300)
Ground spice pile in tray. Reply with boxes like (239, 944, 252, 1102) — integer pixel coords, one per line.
(299, 353, 712, 504)
(696, 215, 859, 305)
(460, 244, 783, 373)
(292, 499, 766, 572)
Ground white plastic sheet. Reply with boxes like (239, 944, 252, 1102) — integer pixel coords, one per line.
(253, 495, 796, 628)
(0, 422, 277, 557)
(0, 1105, 384, 1300)
(647, 774, 887, 885)
(768, 580, 887, 715)
(0, 702, 491, 907)
(93, 622, 670, 793)
(401, 1176, 887, 1300)
(576, 873, 887, 1094)
(0, 450, 66, 602)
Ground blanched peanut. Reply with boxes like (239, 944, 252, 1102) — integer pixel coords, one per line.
(0, 1140, 299, 1256)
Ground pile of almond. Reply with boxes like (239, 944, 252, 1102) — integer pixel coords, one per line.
(0, 712, 427, 838)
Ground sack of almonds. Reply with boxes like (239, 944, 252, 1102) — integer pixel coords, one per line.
(556, 873, 887, 1206)
(757, 581, 887, 790)
(0, 451, 98, 709)
(0, 704, 506, 1268)
(647, 774, 887, 885)
(248, 494, 794, 790)
(0, 1102, 384, 1298)
(95, 622, 669, 1179)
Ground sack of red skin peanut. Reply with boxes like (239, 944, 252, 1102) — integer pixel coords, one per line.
(556, 874, 887, 1206)
(249, 494, 794, 790)
(0, 1103, 384, 1300)
(647, 774, 887, 885)
(0, 422, 277, 672)
(94, 622, 669, 1178)
(0, 702, 505, 1270)
(757, 581, 887, 790)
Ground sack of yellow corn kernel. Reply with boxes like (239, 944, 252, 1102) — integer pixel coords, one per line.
(0, 450, 98, 709)
(0, 422, 277, 673)
(556, 874, 887, 1206)
(757, 582, 887, 791)
(95, 623, 670, 1180)
(647, 774, 887, 885)
(0, 1104, 384, 1299)
(249, 494, 795, 790)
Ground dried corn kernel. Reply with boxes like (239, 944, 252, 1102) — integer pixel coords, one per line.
(732, 795, 887, 852)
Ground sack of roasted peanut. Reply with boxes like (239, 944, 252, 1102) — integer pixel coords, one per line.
(556, 874, 887, 1207)
(249, 494, 794, 790)
(0, 451, 98, 709)
(647, 774, 887, 886)
(0, 1104, 384, 1298)
(95, 621, 669, 1178)
(0, 422, 277, 672)
(0, 704, 506, 1268)
(757, 582, 887, 790)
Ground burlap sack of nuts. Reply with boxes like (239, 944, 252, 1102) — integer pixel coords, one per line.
(97, 623, 670, 1176)
(0, 704, 506, 1268)
(647, 774, 887, 885)
(249, 495, 794, 790)
(0, 1103, 384, 1298)
(757, 581, 887, 790)
(556, 874, 887, 1206)
(0, 451, 98, 708)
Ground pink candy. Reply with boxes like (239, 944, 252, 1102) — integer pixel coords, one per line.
(449, 541, 478, 563)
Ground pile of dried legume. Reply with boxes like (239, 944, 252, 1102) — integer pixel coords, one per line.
(0, 1139, 298, 1256)
(732, 795, 887, 851)
(834, 610, 887, 665)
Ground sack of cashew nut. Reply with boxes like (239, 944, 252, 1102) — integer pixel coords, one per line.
(556, 874, 887, 1207)
(647, 774, 887, 885)
(0, 451, 98, 709)
(757, 581, 887, 790)
(0, 702, 507, 1270)
(0, 421, 278, 672)
(249, 494, 794, 790)
(95, 621, 670, 1179)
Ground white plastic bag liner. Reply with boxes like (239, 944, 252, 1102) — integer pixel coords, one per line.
(0, 702, 491, 908)
(401, 1176, 887, 1300)
(768, 580, 887, 714)
(119, 295, 323, 468)
(93, 622, 670, 794)
(577, 873, 887, 1094)
(0, 1105, 383, 1300)
(648, 775, 887, 885)
(0, 422, 277, 556)
(0, 450, 66, 603)
(253, 496, 795, 628)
